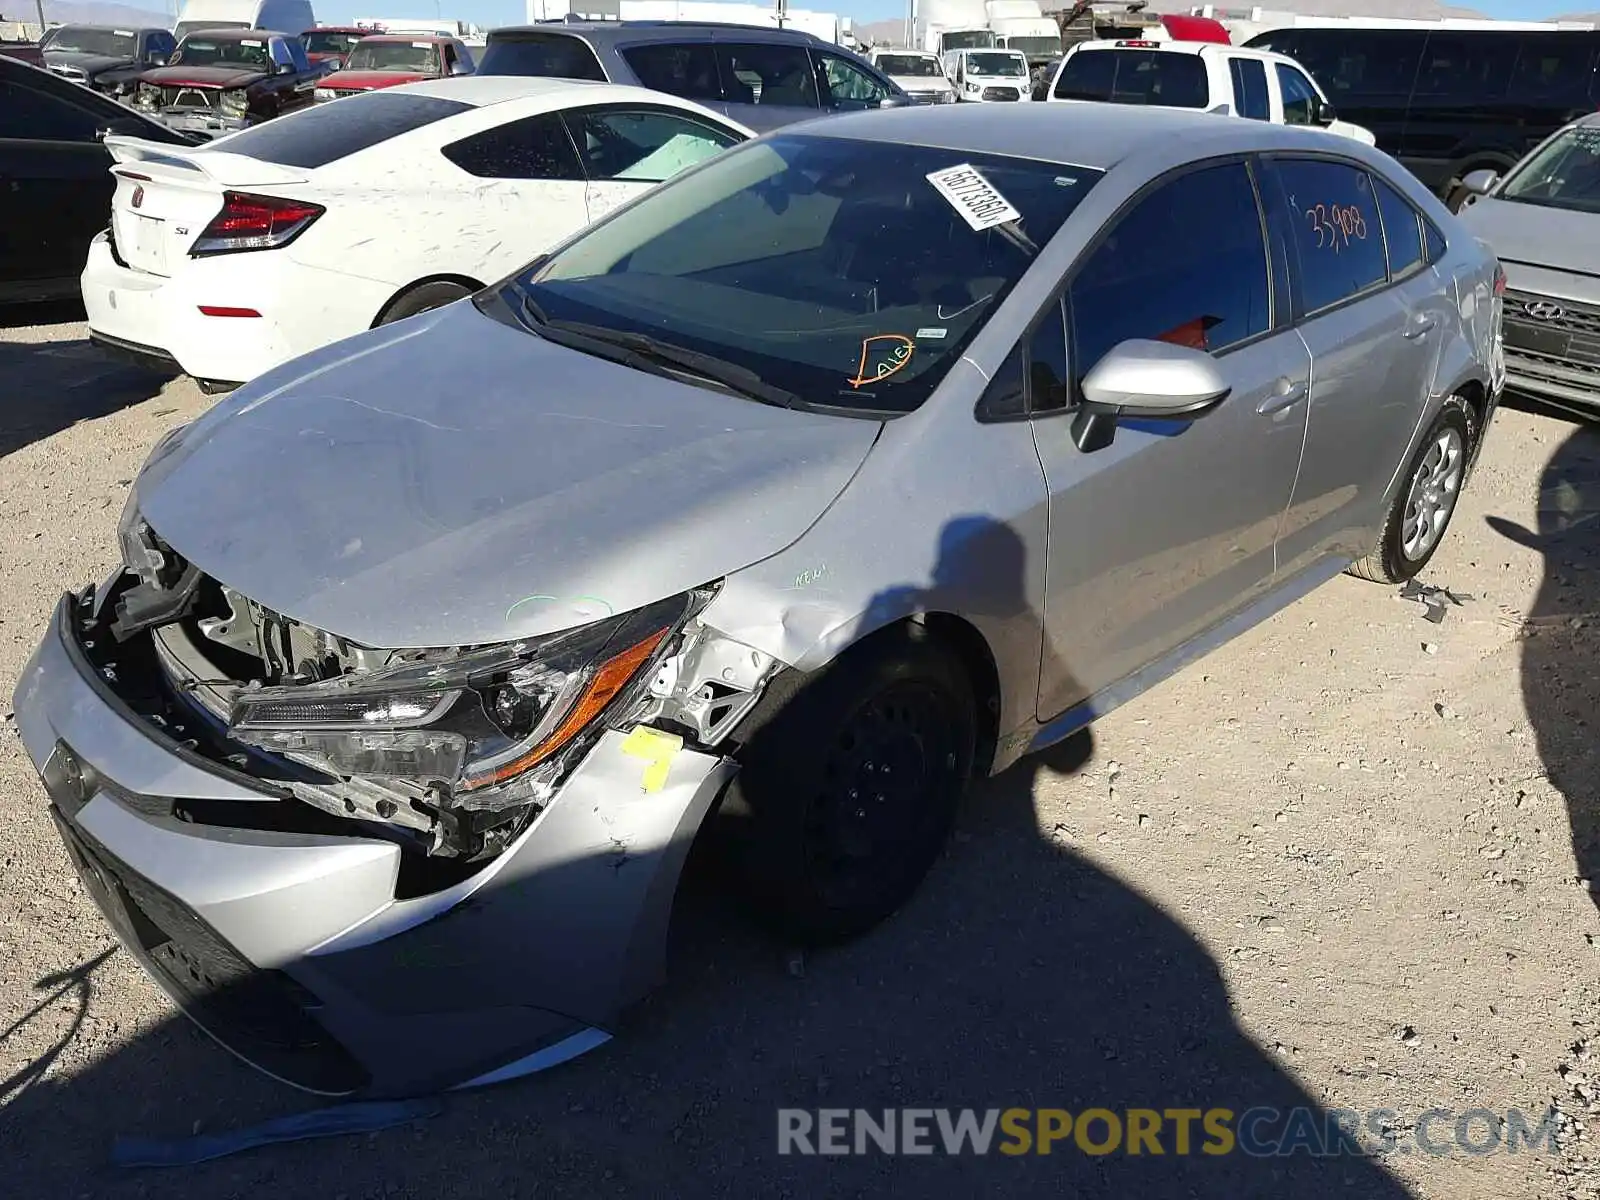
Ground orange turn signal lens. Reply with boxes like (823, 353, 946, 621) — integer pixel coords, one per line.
(460, 626, 668, 790)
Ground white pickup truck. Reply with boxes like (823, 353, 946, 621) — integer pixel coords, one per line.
(1046, 39, 1376, 146)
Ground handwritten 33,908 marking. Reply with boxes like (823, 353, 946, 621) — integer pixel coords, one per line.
(1305, 202, 1368, 253)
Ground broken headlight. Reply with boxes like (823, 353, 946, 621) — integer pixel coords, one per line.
(219, 88, 248, 119)
(227, 591, 700, 808)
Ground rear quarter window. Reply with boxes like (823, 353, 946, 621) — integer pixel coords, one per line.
(1053, 49, 1209, 109)
(476, 31, 607, 81)
(209, 92, 473, 168)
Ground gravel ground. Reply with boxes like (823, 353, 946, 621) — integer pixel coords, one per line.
(0, 310, 1597, 1199)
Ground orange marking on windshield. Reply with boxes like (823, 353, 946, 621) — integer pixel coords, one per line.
(848, 334, 915, 389)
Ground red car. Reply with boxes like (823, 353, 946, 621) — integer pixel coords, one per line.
(313, 33, 473, 100)
(300, 25, 371, 69)
(0, 40, 45, 67)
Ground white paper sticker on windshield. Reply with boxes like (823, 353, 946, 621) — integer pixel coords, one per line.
(915, 327, 947, 340)
(242, 38, 263, 46)
(412, 40, 431, 47)
(115, 28, 133, 35)
(926, 164, 1021, 231)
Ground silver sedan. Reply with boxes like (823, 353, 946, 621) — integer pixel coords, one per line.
(13, 103, 1504, 1097)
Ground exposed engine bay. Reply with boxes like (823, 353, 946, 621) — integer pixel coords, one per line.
(86, 508, 781, 873)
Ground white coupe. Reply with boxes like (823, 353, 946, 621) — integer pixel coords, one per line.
(81, 76, 753, 390)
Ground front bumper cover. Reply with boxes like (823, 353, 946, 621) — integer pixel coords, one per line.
(13, 593, 735, 1097)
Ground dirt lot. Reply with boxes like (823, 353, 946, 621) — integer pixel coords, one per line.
(0, 309, 1597, 1199)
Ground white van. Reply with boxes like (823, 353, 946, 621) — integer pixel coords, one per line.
(946, 47, 1031, 103)
(173, 0, 316, 41)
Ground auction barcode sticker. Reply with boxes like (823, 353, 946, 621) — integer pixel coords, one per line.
(926, 164, 1021, 231)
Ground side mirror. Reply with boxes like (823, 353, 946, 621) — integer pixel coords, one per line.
(449, 59, 471, 75)
(879, 94, 911, 108)
(1461, 168, 1500, 197)
(1070, 340, 1232, 453)
(1312, 97, 1338, 126)
(146, 51, 168, 66)
(277, 60, 295, 74)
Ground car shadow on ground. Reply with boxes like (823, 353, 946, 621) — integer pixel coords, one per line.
(0, 519, 1415, 1197)
(0, 333, 175, 459)
(1485, 406, 1600, 913)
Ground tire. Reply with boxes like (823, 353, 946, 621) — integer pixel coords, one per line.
(377, 280, 474, 326)
(715, 623, 977, 946)
(1349, 398, 1476, 584)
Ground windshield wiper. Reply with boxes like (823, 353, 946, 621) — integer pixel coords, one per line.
(513, 292, 804, 410)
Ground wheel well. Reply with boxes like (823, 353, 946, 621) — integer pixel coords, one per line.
(371, 274, 485, 328)
(1456, 378, 1488, 443)
(916, 613, 1002, 778)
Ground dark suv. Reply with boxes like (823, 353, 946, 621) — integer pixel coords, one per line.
(1246, 26, 1600, 209)
(475, 21, 909, 131)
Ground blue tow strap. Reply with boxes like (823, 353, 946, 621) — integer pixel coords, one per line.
(110, 1097, 444, 1168)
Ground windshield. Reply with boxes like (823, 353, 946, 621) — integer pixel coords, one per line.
(305, 31, 363, 55)
(345, 40, 442, 72)
(496, 134, 1101, 416)
(1003, 36, 1062, 59)
(173, 35, 271, 68)
(942, 31, 994, 52)
(45, 26, 137, 56)
(968, 52, 1027, 77)
(173, 20, 250, 40)
(1500, 124, 1600, 213)
(878, 53, 943, 77)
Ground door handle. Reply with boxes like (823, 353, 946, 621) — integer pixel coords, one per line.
(1405, 316, 1438, 340)
(1257, 378, 1308, 415)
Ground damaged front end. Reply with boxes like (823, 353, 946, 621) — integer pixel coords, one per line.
(104, 494, 766, 868)
(17, 493, 795, 1094)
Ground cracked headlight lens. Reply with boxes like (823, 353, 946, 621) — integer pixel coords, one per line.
(229, 591, 701, 797)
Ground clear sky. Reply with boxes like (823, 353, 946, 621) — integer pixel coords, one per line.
(315, 0, 1587, 32)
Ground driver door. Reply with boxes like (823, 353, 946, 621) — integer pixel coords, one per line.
(1033, 158, 1311, 718)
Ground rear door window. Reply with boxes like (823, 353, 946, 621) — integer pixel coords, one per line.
(1269, 30, 1423, 102)
(620, 42, 721, 101)
(211, 91, 473, 168)
(0, 76, 103, 141)
(1414, 33, 1518, 101)
(1228, 56, 1269, 120)
(442, 112, 585, 180)
(476, 31, 607, 81)
(1507, 36, 1597, 106)
(1373, 175, 1424, 279)
(715, 43, 819, 108)
(1053, 49, 1209, 109)
(1270, 158, 1389, 314)
(1069, 161, 1271, 377)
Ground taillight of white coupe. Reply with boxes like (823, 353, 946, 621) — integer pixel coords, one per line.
(81, 76, 753, 390)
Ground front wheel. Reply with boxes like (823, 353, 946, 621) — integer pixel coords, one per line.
(715, 624, 977, 946)
(1349, 399, 1474, 584)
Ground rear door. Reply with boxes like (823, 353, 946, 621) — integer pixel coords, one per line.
(1033, 158, 1310, 716)
(1266, 29, 1419, 158)
(1263, 156, 1433, 575)
(0, 67, 118, 290)
(564, 105, 744, 223)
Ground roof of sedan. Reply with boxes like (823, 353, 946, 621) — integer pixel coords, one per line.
(796, 103, 1362, 171)
(393, 75, 689, 107)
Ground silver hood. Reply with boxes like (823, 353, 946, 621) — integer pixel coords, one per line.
(1458, 195, 1600, 277)
(136, 301, 881, 649)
